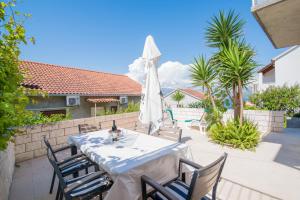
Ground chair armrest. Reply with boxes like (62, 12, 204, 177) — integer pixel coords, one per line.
(64, 171, 107, 194)
(141, 175, 180, 200)
(179, 158, 201, 169)
(58, 156, 89, 170)
(56, 153, 86, 166)
(179, 158, 202, 182)
(53, 144, 74, 153)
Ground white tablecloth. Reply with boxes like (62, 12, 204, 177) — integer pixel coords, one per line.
(68, 129, 189, 200)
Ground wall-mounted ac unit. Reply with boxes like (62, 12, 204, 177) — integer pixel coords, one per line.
(66, 96, 80, 106)
(119, 96, 128, 104)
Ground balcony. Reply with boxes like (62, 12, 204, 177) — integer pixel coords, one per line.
(251, 0, 300, 48)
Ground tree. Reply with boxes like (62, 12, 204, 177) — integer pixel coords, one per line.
(205, 10, 244, 48)
(205, 10, 256, 125)
(250, 85, 300, 116)
(172, 91, 185, 107)
(0, 1, 33, 150)
(190, 56, 217, 110)
(218, 41, 257, 125)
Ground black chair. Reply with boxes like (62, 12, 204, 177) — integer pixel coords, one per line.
(43, 137, 95, 195)
(47, 148, 113, 200)
(141, 153, 227, 200)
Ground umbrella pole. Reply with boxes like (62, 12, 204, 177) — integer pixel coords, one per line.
(94, 103, 96, 118)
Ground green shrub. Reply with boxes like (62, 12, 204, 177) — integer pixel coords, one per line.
(22, 112, 72, 125)
(188, 101, 203, 108)
(123, 102, 140, 113)
(102, 102, 140, 116)
(250, 84, 300, 116)
(293, 113, 300, 118)
(209, 119, 260, 150)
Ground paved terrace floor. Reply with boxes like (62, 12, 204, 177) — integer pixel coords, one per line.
(9, 128, 300, 200)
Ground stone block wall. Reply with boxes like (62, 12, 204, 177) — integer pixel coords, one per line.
(14, 112, 139, 163)
(172, 108, 285, 136)
(0, 143, 15, 200)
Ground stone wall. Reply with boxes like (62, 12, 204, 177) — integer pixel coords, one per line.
(0, 143, 15, 200)
(14, 112, 139, 163)
(172, 108, 284, 136)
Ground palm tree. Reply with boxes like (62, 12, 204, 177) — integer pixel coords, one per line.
(172, 91, 185, 107)
(205, 10, 256, 124)
(190, 56, 217, 110)
(218, 40, 257, 125)
(205, 10, 245, 48)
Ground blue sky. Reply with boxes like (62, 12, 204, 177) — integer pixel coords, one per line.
(20, 0, 285, 76)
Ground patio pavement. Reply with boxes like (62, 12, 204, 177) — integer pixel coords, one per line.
(9, 128, 300, 200)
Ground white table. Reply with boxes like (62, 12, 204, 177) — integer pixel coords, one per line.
(68, 129, 189, 200)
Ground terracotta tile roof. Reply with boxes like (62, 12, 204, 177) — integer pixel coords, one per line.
(257, 62, 274, 74)
(86, 97, 119, 103)
(20, 61, 141, 96)
(181, 88, 205, 100)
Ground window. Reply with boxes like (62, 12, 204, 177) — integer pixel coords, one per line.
(41, 109, 66, 117)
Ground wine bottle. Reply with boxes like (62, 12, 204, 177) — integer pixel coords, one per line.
(112, 120, 117, 132)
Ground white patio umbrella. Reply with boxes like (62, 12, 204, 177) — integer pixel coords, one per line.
(139, 35, 163, 134)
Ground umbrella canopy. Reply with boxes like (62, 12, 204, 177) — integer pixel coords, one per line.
(139, 35, 163, 134)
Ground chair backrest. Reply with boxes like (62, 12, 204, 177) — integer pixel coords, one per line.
(188, 153, 227, 200)
(78, 123, 99, 134)
(134, 121, 152, 134)
(165, 109, 174, 121)
(43, 136, 58, 161)
(156, 128, 182, 142)
(46, 147, 67, 189)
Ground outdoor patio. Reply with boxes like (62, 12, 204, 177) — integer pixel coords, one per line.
(9, 128, 300, 200)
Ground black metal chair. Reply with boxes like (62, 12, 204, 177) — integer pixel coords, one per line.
(43, 137, 95, 195)
(47, 148, 113, 200)
(78, 124, 99, 134)
(141, 153, 227, 200)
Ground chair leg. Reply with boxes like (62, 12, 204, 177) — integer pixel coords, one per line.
(59, 190, 63, 200)
(99, 193, 103, 200)
(49, 171, 56, 194)
(55, 183, 60, 200)
(85, 167, 88, 174)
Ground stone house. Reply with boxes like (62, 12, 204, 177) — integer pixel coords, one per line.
(20, 61, 141, 119)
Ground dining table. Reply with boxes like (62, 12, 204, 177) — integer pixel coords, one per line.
(68, 128, 190, 200)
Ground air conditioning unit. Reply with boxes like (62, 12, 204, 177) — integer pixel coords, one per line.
(66, 96, 80, 106)
(119, 96, 128, 104)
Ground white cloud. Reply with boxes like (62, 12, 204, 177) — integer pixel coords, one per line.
(126, 58, 146, 84)
(126, 58, 191, 88)
(158, 61, 191, 88)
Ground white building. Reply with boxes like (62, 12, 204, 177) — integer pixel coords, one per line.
(251, 0, 300, 48)
(163, 88, 205, 108)
(255, 46, 300, 92)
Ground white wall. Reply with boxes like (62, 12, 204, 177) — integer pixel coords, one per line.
(258, 47, 300, 91)
(275, 47, 300, 87)
(258, 69, 276, 91)
(262, 68, 275, 83)
(172, 108, 284, 136)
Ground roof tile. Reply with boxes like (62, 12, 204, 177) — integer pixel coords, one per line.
(20, 61, 141, 96)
